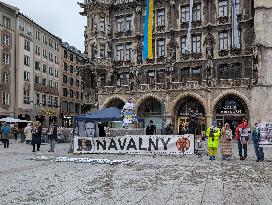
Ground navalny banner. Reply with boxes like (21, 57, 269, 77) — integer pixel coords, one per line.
(73, 135, 194, 155)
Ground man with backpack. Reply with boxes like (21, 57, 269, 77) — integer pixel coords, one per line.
(1, 122, 11, 148)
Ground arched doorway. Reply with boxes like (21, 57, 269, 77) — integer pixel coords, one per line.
(214, 95, 249, 131)
(137, 97, 162, 130)
(175, 97, 206, 136)
(105, 98, 125, 128)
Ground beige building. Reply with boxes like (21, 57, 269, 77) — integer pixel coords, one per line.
(0, 2, 17, 118)
(60, 42, 84, 127)
(80, 0, 272, 133)
(16, 13, 61, 126)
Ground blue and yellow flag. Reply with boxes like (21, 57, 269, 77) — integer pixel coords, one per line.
(143, 0, 154, 60)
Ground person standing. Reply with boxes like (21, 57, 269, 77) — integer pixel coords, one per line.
(236, 119, 250, 160)
(13, 124, 18, 140)
(221, 123, 233, 160)
(47, 123, 57, 152)
(32, 121, 42, 152)
(1, 122, 11, 148)
(206, 121, 221, 160)
(252, 123, 264, 162)
(146, 120, 156, 135)
(24, 123, 32, 144)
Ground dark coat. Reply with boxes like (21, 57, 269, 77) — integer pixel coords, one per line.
(32, 126, 42, 145)
(47, 126, 57, 140)
(146, 124, 156, 135)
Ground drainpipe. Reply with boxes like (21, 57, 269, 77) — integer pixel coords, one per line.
(13, 13, 18, 118)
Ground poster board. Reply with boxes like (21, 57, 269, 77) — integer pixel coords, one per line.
(259, 122, 272, 147)
(73, 135, 194, 155)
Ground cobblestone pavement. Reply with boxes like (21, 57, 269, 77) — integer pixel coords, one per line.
(1, 140, 272, 205)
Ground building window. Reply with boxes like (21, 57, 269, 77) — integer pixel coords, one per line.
(42, 94, 46, 106)
(70, 54, 74, 62)
(64, 50, 68, 58)
(125, 43, 133, 60)
(55, 69, 59, 78)
(49, 67, 54, 76)
(219, 64, 229, 79)
(54, 82, 58, 89)
(55, 42, 59, 51)
(70, 89, 74, 98)
(70, 65, 73, 74)
(42, 78, 46, 86)
(55, 56, 59, 64)
(219, 0, 228, 17)
(63, 88, 68, 97)
(181, 36, 188, 54)
(75, 91, 79, 99)
(42, 64, 47, 73)
(35, 30, 40, 40)
(3, 16, 10, 29)
(24, 55, 30, 66)
(54, 97, 58, 107)
(70, 77, 74, 86)
(99, 16, 105, 32)
(76, 79, 80, 87)
(27, 25, 33, 35)
(3, 34, 10, 47)
(192, 35, 201, 54)
(116, 17, 124, 32)
(192, 67, 201, 81)
(49, 38, 53, 48)
(63, 75, 68, 84)
(24, 71, 30, 81)
(24, 39, 30, 51)
(99, 44, 105, 58)
(2, 53, 9, 64)
(35, 61, 40, 71)
(157, 39, 165, 57)
(43, 49, 47, 58)
(219, 31, 228, 50)
(34, 75, 40, 84)
(48, 80, 53, 87)
(19, 19, 25, 31)
(116, 45, 123, 61)
(235, 0, 240, 14)
(64, 62, 68, 71)
(180, 67, 190, 81)
(49, 52, 53, 62)
(125, 15, 132, 31)
(2, 93, 10, 105)
(2, 72, 8, 83)
(76, 67, 80, 76)
(181, 6, 190, 22)
(35, 45, 40, 55)
(36, 93, 40, 105)
(157, 9, 165, 27)
(193, 4, 201, 21)
(23, 89, 30, 104)
(43, 35, 47, 45)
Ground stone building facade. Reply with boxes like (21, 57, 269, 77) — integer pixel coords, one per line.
(60, 42, 85, 127)
(0, 2, 18, 118)
(79, 0, 262, 133)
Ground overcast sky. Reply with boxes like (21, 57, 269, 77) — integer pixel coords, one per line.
(2, 0, 86, 52)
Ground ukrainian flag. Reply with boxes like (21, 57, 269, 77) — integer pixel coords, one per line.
(143, 0, 154, 60)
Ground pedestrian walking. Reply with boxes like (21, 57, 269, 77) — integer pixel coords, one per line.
(47, 123, 57, 152)
(1, 122, 11, 148)
(24, 123, 32, 144)
(206, 121, 221, 160)
(221, 123, 233, 160)
(13, 124, 18, 140)
(31, 121, 42, 152)
(252, 123, 264, 162)
(236, 118, 250, 160)
(146, 120, 156, 135)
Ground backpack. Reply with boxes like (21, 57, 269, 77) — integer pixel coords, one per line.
(2, 126, 10, 135)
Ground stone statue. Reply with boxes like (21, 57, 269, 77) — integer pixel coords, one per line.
(204, 25, 215, 59)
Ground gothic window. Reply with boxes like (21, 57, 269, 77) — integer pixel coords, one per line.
(116, 16, 124, 32)
(19, 19, 25, 31)
(219, 0, 228, 17)
(157, 9, 165, 27)
(2, 53, 9, 64)
(231, 63, 241, 79)
(180, 67, 190, 81)
(157, 39, 165, 57)
(99, 44, 105, 58)
(219, 31, 228, 50)
(125, 15, 132, 31)
(125, 43, 133, 60)
(99, 16, 105, 32)
(3, 34, 10, 47)
(2, 16, 10, 29)
(181, 36, 188, 54)
(181, 6, 190, 22)
(192, 35, 201, 53)
(192, 4, 201, 21)
(116, 44, 124, 61)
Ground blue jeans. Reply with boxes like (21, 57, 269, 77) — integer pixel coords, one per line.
(253, 140, 264, 161)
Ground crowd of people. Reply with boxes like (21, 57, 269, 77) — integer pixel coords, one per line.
(206, 118, 264, 162)
(0, 121, 58, 152)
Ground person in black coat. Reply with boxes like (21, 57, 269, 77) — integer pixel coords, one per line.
(146, 120, 156, 135)
(47, 123, 58, 152)
(32, 121, 42, 152)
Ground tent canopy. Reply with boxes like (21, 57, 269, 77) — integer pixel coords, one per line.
(0, 117, 32, 123)
(75, 107, 144, 122)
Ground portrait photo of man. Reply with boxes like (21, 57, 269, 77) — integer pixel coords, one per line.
(85, 122, 96, 138)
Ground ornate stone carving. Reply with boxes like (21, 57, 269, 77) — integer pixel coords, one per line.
(203, 25, 215, 59)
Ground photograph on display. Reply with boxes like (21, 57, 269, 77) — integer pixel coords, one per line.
(85, 122, 96, 137)
(77, 138, 93, 152)
(78, 121, 86, 137)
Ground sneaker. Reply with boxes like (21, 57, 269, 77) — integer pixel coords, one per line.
(48, 150, 51, 152)
(209, 156, 213, 160)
